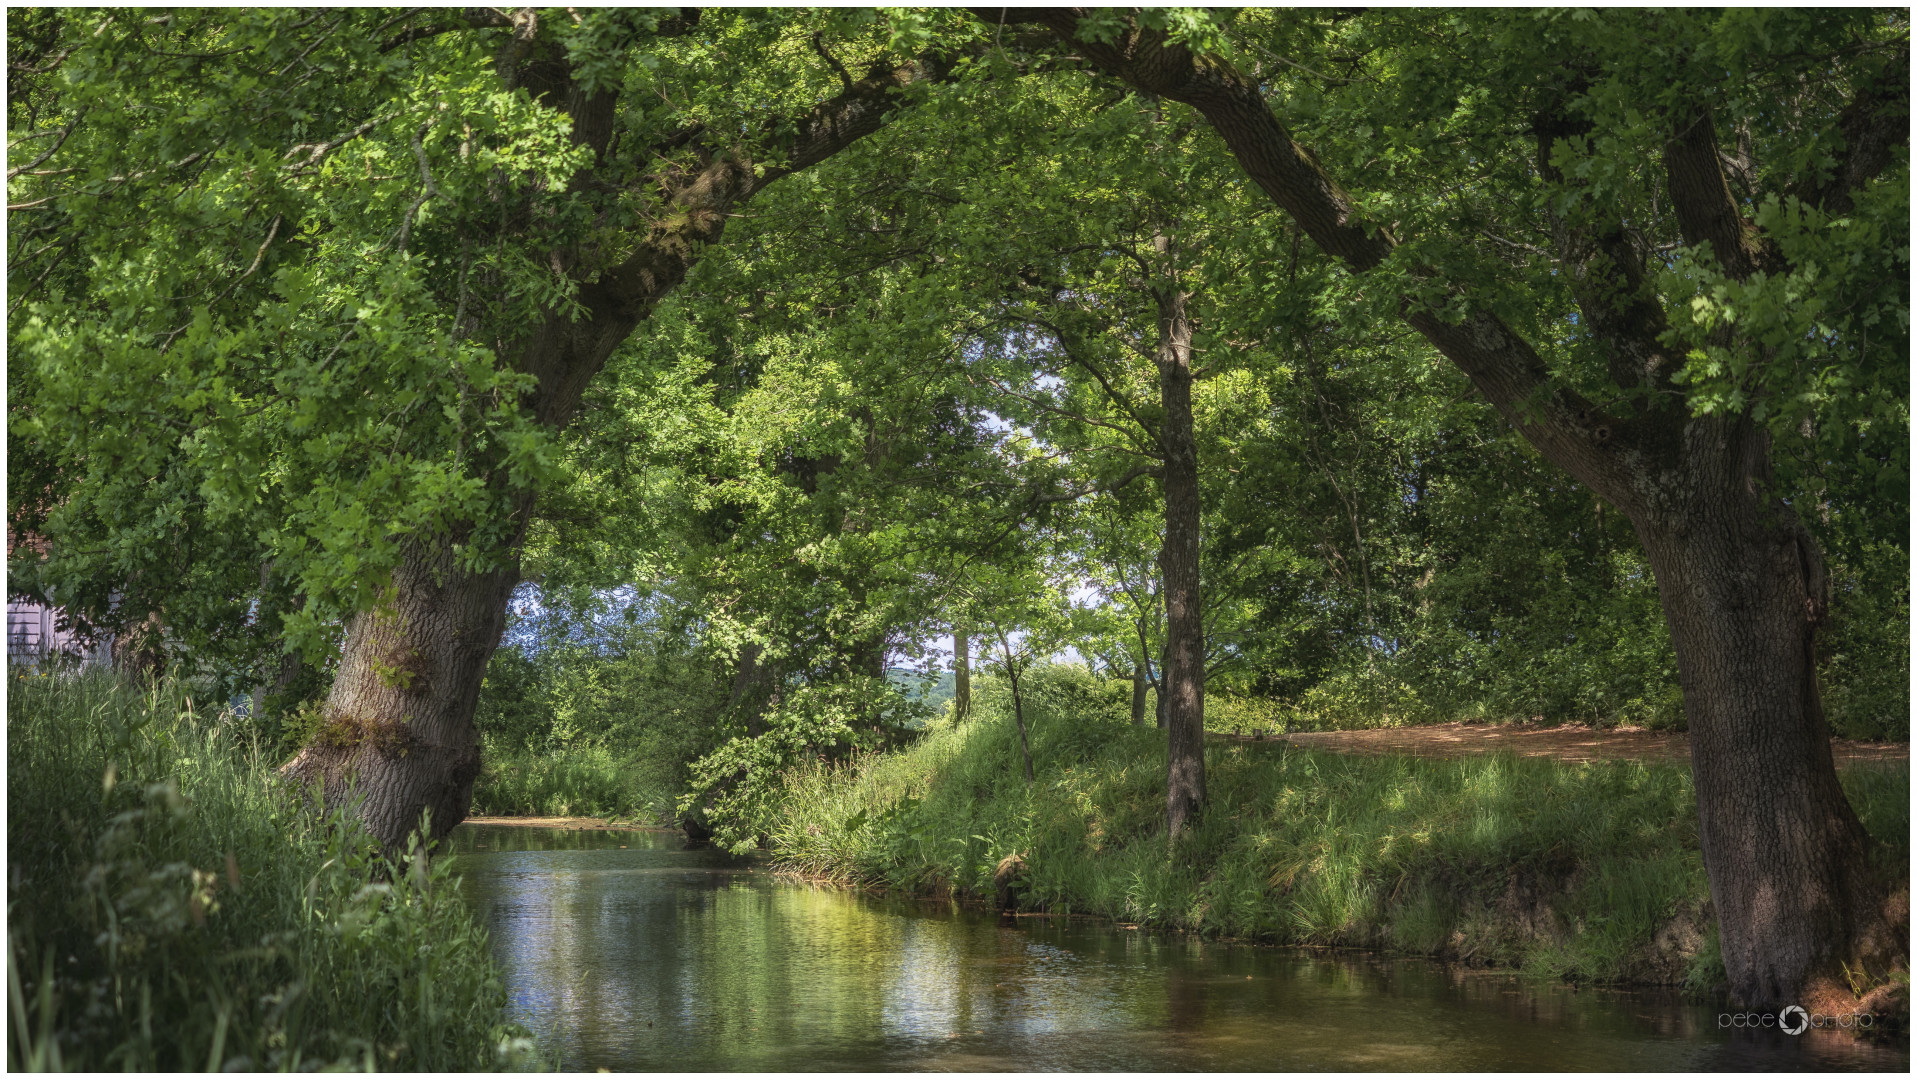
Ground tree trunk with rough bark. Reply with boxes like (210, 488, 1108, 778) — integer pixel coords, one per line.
(1629, 416, 1901, 1013)
(1130, 662, 1148, 725)
(1156, 284, 1205, 840)
(282, 538, 521, 849)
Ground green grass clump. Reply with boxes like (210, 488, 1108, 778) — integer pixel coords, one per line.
(7, 670, 537, 1071)
(470, 744, 670, 822)
(761, 666, 1908, 987)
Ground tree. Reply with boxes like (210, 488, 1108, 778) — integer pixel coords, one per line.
(855, 76, 1248, 837)
(953, 627, 973, 720)
(1002, 6, 1907, 1009)
(9, 8, 986, 849)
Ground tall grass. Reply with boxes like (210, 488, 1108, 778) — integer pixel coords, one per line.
(761, 666, 1908, 988)
(6, 670, 537, 1071)
(470, 744, 671, 822)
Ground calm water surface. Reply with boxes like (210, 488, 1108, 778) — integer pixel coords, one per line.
(447, 824, 1906, 1072)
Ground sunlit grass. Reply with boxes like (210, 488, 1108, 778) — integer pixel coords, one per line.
(762, 666, 1908, 988)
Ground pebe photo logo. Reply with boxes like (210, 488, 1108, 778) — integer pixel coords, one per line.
(1719, 1005, 1873, 1034)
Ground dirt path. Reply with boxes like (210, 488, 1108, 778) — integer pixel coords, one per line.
(1213, 722, 1908, 768)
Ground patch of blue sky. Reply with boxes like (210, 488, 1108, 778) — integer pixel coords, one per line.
(501, 581, 652, 655)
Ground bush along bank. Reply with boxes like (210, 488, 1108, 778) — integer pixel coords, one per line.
(469, 744, 674, 823)
(753, 666, 1910, 991)
(7, 671, 536, 1071)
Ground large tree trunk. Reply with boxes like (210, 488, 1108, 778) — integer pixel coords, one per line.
(282, 539, 520, 850)
(1156, 285, 1205, 840)
(1630, 418, 1902, 1012)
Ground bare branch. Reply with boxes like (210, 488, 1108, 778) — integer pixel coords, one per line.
(810, 32, 855, 91)
(6, 110, 86, 180)
(393, 124, 441, 253)
(283, 112, 397, 174)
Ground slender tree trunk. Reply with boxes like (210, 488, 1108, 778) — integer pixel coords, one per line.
(953, 628, 971, 721)
(1154, 646, 1168, 730)
(1132, 611, 1164, 728)
(1130, 662, 1148, 726)
(996, 630, 1035, 785)
(1156, 284, 1205, 840)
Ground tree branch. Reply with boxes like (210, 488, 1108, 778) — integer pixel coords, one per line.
(1796, 42, 1910, 216)
(810, 31, 855, 91)
(393, 124, 441, 253)
(998, 8, 1643, 511)
(283, 112, 397, 175)
(5, 109, 85, 180)
(1664, 102, 1774, 282)
(1026, 314, 1164, 453)
(596, 48, 958, 316)
(1532, 100, 1683, 402)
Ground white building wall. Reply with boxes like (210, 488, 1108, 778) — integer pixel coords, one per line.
(7, 600, 112, 670)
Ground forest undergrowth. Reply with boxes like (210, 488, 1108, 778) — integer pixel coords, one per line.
(754, 666, 1910, 991)
(6, 671, 537, 1071)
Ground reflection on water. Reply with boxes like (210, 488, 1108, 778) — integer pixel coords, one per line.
(447, 825, 1906, 1072)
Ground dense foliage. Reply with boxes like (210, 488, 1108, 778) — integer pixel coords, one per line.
(12, 7, 1904, 740)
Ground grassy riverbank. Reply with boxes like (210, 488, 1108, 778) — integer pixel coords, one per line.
(7, 672, 534, 1071)
(756, 667, 1909, 989)
(470, 745, 670, 823)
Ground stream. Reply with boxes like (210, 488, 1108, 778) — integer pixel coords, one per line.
(447, 824, 1906, 1071)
